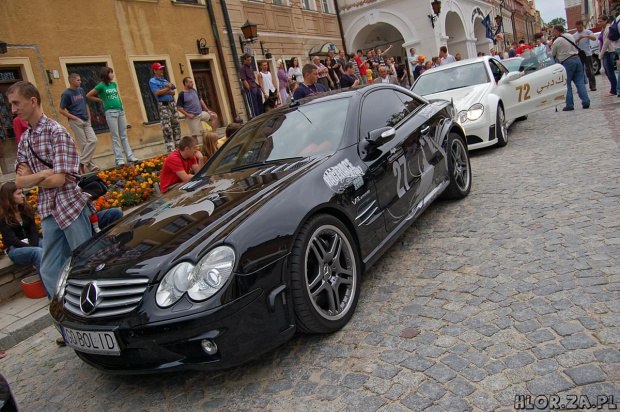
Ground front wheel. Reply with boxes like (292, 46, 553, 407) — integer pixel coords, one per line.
(441, 132, 471, 199)
(495, 105, 508, 147)
(289, 214, 361, 334)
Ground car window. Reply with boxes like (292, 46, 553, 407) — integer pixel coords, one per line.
(201, 97, 351, 175)
(359, 89, 410, 140)
(488, 59, 506, 82)
(411, 62, 489, 96)
(394, 90, 425, 116)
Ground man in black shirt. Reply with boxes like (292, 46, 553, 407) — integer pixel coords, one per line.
(292, 64, 328, 100)
(340, 63, 361, 88)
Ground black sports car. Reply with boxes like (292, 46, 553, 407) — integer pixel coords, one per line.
(50, 84, 472, 373)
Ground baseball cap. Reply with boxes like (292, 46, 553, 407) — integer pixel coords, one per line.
(418, 54, 425, 60)
(151, 62, 165, 71)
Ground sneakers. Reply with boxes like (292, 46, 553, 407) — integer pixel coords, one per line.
(562, 107, 574, 111)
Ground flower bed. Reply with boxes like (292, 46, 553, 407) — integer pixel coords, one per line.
(0, 156, 166, 252)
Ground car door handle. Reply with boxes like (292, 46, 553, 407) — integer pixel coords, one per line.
(553, 68, 564, 74)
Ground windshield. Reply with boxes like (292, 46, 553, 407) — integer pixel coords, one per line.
(411, 62, 490, 96)
(502, 59, 523, 72)
(199, 98, 351, 176)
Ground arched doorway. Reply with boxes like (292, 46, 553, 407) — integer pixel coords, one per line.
(350, 22, 407, 66)
(445, 12, 468, 59)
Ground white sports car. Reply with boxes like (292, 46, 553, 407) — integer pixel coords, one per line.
(411, 56, 567, 150)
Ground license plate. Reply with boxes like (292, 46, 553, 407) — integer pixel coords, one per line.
(62, 326, 121, 356)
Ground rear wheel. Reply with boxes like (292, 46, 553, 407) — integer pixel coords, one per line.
(442, 133, 471, 199)
(289, 214, 361, 334)
(495, 105, 508, 147)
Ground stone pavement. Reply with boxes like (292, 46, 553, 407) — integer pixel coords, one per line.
(0, 81, 619, 412)
(0, 294, 49, 351)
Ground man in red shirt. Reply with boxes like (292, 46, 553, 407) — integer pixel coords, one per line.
(159, 135, 205, 193)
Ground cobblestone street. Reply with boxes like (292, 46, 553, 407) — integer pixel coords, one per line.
(2, 87, 619, 412)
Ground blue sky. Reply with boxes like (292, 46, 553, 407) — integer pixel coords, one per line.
(536, 0, 568, 24)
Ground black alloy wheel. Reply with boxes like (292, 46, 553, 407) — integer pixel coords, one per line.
(495, 105, 508, 147)
(442, 132, 472, 200)
(289, 214, 361, 334)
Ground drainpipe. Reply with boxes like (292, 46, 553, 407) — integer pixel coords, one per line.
(216, 0, 252, 119)
(334, 1, 348, 55)
(204, 0, 239, 122)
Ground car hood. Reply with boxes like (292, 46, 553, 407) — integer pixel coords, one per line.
(70, 157, 326, 281)
(424, 83, 491, 111)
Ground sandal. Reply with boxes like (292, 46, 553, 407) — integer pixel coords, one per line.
(0, 351, 6, 359)
(56, 336, 66, 347)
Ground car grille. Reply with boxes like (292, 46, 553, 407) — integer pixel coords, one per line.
(63, 278, 149, 318)
(78, 348, 182, 368)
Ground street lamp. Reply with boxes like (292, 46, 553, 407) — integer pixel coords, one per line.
(428, 0, 441, 29)
(239, 20, 258, 52)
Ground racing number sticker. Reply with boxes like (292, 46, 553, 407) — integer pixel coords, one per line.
(515, 84, 531, 102)
(392, 155, 410, 198)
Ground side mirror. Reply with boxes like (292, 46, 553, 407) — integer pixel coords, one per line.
(368, 127, 395, 144)
(360, 127, 395, 160)
(499, 71, 522, 85)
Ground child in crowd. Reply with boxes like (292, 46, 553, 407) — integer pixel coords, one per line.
(202, 131, 219, 160)
(365, 61, 373, 84)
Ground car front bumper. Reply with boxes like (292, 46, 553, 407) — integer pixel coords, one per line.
(52, 258, 296, 374)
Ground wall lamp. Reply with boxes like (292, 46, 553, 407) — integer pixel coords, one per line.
(0, 41, 7, 54)
(260, 41, 272, 59)
(428, 0, 441, 29)
(179, 63, 185, 74)
(196, 38, 211, 55)
(239, 20, 258, 52)
(46, 69, 53, 84)
(495, 15, 503, 26)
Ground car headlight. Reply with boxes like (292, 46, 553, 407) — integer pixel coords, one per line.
(188, 246, 235, 301)
(55, 257, 72, 300)
(156, 262, 194, 308)
(458, 103, 484, 123)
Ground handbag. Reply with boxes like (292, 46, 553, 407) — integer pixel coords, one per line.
(28, 144, 108, 200)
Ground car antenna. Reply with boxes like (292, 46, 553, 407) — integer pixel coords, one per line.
(290, 97, 300, 107)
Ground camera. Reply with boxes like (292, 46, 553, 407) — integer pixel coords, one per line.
(170, 85, 176, 90)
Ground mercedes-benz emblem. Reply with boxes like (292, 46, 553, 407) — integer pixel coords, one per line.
(80, 282, 100, 315)
(95, 263, 105, 271)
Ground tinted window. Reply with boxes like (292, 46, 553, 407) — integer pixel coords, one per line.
(360, 89, 409, 139)
(488, 59, 506, 82)
(201, 98, 351, 175)
(394, 90, 424, 116)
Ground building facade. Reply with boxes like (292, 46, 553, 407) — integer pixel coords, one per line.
(0, 0, 342, 173)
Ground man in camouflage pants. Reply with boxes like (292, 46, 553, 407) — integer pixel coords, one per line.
(149, 62, 181, 152)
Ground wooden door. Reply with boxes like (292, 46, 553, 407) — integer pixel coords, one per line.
(191, 61, 222, 124)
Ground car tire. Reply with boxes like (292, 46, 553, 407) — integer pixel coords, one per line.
(592, 56, 600, 75)
(289, 214, 361, 334)
(495, 105, 508, 147)
(441, 132, 471, 200)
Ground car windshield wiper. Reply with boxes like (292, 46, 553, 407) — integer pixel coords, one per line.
(230, 156, 307, 172)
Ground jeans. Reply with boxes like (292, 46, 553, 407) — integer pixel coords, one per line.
(562, 57, 590, 109)
(105, 109, 135, 165)
(7, 246, 42, 275)
(40, 206, 92, 297)
(97, 208, 123, 230)
(602, 52, 618, 94)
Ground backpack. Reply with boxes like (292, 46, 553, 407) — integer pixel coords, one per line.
(609, 17, 620, 41)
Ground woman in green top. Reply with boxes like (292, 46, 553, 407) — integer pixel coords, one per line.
(87, 67, 137, 165)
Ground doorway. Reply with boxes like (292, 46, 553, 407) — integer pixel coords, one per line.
(0, 67, 24, 174)
(190, 61, 222, 125)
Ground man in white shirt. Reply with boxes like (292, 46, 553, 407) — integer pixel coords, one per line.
(377, 66, 399, 85)
(439, 46, 456, 65)
(573, 20, 597, 91)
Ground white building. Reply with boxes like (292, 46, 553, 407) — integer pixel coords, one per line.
(338, 0, 497, 72)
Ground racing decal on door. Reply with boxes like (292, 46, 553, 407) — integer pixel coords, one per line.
(323, 158, 364, 193)
(393, 155, 410, 198)
(515, 84, 531, 102)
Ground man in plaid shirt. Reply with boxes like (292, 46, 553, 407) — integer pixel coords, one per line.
(9, 82, 93, 301)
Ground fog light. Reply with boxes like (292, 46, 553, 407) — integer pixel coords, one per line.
(201, 339, 218, 355)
